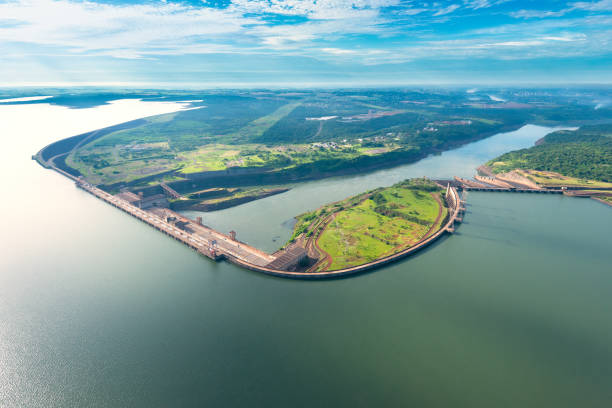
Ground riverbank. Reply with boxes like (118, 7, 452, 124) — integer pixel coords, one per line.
(170, 187, 290, 211)
(54, 169, 464, 279)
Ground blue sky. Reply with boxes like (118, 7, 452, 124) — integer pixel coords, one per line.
(0, 0, 611, 86)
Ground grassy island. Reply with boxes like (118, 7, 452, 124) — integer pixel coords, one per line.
(288, 178, 448, 272)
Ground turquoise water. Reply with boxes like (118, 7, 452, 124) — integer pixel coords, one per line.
(1, 102, 610, 407)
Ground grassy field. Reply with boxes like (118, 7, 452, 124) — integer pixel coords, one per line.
(68, 138, 405, 185)
(289, 179, 447, 271)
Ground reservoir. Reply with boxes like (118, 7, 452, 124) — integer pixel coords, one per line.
(1, 99, 610, 407)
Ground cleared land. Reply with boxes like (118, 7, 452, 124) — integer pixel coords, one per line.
(483, 125, 612, 205)
(288, 179, 448, 271)
(514, 169, 612, 188)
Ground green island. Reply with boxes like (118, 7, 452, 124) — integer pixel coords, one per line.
(287, 179, 449, 272)
(484, 125, 612, 205)
(41, 89, 612, 211)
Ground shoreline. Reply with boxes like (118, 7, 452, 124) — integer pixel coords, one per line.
(36, 151, 465, 279)
(77, 174, 465, 279)
(592, 196, 612, 207)
(36, 120, 526, 194)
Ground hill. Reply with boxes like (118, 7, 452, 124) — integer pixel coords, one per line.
(487, 125, 612, 183)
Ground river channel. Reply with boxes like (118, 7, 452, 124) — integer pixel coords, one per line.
(1, 99, 610, 407)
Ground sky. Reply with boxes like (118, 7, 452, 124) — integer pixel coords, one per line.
(0, 0, 611, 87)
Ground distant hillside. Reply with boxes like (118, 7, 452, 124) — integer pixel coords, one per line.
(55, 89, 612, 188)
(487, 125, 612, 182)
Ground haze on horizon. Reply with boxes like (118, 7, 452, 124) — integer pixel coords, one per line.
(1, 0, 611, 87)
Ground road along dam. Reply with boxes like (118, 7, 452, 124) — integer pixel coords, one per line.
(73, 178, 464, 279)
(36, 145, 465, 279)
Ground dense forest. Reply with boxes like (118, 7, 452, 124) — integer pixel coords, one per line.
(488, 125, 612, 182)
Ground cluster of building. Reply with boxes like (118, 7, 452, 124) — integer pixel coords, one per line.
(311, 141, 340, 149)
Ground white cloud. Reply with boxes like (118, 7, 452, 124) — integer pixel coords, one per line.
(463, 0, 491, 9)
(510, 9, 568, 19)
(399, 8, 428, 16)
(0, 0, 256, 55)
(0, 0, 403, 57)
(463, 0, 511, 10)
(541, 34, 586, 42)
(321, 47, 357, 54)
(230, 0, 399, 20)
(0, 0, 609, 68)
(571, 0, 612, 11)
(433, 4, 460, 16)
(512, 0, 612, 20)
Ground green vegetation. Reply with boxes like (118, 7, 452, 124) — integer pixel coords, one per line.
(487, 125, 612, 184)
(289, 179, 448, 271)
(170, 186, 288, 211)
(58, 90, 612, 195)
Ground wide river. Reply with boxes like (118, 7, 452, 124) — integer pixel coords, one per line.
(1, 99, 611, 407)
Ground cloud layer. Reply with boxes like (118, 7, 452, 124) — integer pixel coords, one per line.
(0, 0, 610, 84)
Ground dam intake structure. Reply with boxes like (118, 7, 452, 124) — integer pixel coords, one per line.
(74, 177, 465, 279)
(39, 142, 607, 279)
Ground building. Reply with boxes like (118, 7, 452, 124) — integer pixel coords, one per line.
(266, 245, 309, 271)
(115, 191, 169, 209)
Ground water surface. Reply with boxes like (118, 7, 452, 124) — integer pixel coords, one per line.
(1, 101, 610, 407)
(186, 124, 572, 252)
